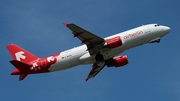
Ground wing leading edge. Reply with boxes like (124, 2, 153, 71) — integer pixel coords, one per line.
(65, 23, 105, 55)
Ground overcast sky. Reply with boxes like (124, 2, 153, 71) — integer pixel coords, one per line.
(1, 0, 180, 101)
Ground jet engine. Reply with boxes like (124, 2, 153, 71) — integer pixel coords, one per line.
(105, 36, 122, 48)
(107, 55, 128, 67)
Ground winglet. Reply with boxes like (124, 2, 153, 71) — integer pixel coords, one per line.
(84, 78, 88, 82)
(63, 23, 67, 27)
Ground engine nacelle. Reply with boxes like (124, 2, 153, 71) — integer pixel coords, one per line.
(107, 55, 128, 67)
(105, 36, 122, 48)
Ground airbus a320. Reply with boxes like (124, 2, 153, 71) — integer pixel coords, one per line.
(6, 23, 170, 81)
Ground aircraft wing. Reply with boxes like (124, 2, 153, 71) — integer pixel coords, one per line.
(85, 63, 106, 81)
(65, 23, 105, 55)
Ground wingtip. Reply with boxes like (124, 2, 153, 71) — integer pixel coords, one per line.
(63, 23, 67, 27)
(84, 78, 88, 82)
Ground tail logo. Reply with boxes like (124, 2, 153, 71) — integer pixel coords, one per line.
(15, 51, 26, 61)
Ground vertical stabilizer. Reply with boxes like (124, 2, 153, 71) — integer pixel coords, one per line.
(6, 44, 38, 64)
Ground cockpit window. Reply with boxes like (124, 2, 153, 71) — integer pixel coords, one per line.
(154, 24, 160, 27)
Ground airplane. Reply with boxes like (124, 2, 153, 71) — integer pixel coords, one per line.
(6, 23, 170, 81)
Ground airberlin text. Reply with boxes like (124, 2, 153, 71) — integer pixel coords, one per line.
(123, 31, 143, 39)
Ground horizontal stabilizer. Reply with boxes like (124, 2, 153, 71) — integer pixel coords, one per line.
(19, 74, 28, 81)
(10, 60, 32, 70)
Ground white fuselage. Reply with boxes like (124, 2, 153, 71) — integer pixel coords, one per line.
(48, 24, 170, 72)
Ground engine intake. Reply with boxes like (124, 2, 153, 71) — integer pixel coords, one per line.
(107, 55, 128, 67)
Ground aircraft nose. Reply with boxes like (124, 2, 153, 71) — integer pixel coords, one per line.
(163, 26, 170, 34)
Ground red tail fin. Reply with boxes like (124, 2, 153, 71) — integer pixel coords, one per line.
(6, 44, 38, 64)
